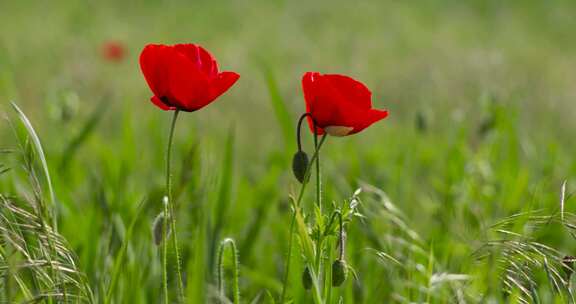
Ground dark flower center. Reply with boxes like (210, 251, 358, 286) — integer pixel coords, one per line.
(160, 96, 175, 107)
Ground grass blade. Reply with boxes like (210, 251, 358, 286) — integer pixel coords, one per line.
(261, 65, 295, 152)
(104, 199, 145, 304)
(10, 101, 57, 229)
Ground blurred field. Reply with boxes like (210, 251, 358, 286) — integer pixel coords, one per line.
(1, 0, 576, 303)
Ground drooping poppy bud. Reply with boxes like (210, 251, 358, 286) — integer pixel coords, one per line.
(301, 72, 388, 136)
(302, 266, 313, 290)
(332, 259, 348, 287)
(292, 150, 309, 183)
(139, 43, 240, 112)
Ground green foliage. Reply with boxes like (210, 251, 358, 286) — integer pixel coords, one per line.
(1, 1, 576, 303)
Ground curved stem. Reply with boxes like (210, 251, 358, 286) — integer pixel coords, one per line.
(296, 113, 311, 152)
(280, 118, 327, 303)
(166, 110, 185, 302)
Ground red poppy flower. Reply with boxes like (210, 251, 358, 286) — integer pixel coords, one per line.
(139, 43, 240, 112)
(302, 72, 389, 136)
(102, 41, 125, 62)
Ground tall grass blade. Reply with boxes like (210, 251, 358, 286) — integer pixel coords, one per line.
(261, 65, 295, 152)
(104, 199, 145, 304)
(10, 101, 57, 229)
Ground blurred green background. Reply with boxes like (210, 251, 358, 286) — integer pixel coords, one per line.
(1, 0, 576, 303)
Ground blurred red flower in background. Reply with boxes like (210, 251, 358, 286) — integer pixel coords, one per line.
(102, 41, 126, 62)
(302, 72, 388, 136)
(139, 43, 240, 112)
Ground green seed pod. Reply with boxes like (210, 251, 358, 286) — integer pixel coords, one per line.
(302, 266, 313, 290)
(332, 260, 348, 287)
(292, 150, 309, 183)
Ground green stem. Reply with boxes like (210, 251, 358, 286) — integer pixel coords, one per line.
(326, 213, 343, 303)
(280, 134, 327, 303)
(314, 131, 321, 212)
(324, 239, 334, 303)
(313, 131, 323, 281)
(309, 264, 325, 304)
(162, 197, 169, 304)
(166, 110, 185, 302)
(280, 213, 296, 303)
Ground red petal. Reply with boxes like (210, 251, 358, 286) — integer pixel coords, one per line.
(349, 109, 389, 134)
(174, 44, 219, 78)
(302, 72, 388, 136)
(150, 96, 176, 111)
(168, 51, 211, 111)
(302, 72, 348, 132)
(302, 72, 318, 110)
(206, 71, 240, 103)
(302, 73, 323, 134)
(323, 74, 372, 109)
(139, 44, 173, 100)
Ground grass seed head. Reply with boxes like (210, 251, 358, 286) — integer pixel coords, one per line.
(563, 256, 575, 279)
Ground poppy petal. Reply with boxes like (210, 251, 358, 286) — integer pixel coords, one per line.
(302, 72, 349, 131)
(151, 95, 176, 111)
(207, 71, 240, 103)
(302, 72, 318, 110)
(350, 109, 389, 134)
(174, 43, 218, 78)
(168, 52, 211, 111)
(302, 71, 389, 136)
(140, 44, 173, 101)
(323, 74, 372, 109)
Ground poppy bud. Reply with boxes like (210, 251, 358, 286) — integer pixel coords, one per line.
(563, 256, 575, 279)
(302, 266, 313, 290)
(292, 150, 309, 183)
(332, 260, 348, 287)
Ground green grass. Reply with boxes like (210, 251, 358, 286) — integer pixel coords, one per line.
(1, 0, 576, 303)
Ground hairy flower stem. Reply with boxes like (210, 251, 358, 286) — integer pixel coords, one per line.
(280, 125, 327, 303)
(165, 110, 184, 303)
(162, 197, 169, 304)
(314, 130, 322, 212)
(313, 130, 323, 284)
